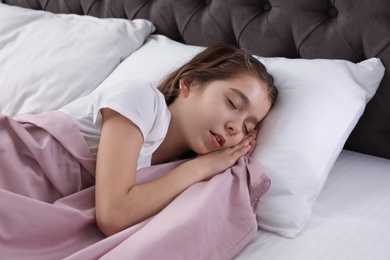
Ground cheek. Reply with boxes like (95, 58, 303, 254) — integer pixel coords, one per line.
(227, 134, 245, 148)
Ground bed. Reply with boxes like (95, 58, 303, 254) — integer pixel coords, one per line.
(0, 0, 389, 259)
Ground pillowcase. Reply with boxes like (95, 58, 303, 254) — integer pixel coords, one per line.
(253, 56, 384, 237)
(0, 3, 155, 116)
(92, 34, 385, 238)
(92, 35, 204, 92)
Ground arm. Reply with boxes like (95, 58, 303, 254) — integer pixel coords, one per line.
(95, 108, 255, 236)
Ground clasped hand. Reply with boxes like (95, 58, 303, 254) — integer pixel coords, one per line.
(193, 131, 257, 181)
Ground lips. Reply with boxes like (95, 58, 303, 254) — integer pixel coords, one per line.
(210, 131, 226, 148)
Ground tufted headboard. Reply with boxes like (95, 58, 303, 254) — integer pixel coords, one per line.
(3, 0, 390, 159)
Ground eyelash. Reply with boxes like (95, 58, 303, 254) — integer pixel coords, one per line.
(227, 98, 249, 134)
(227, 98, 237, 110)
(243, 124, 249, 135)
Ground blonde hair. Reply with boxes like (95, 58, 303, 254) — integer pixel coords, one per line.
(158, 44, 277, 106)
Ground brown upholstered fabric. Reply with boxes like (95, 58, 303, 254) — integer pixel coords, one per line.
(2, 0, 390, 159)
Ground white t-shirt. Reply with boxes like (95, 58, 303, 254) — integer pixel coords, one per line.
(60, 80, 171, 170)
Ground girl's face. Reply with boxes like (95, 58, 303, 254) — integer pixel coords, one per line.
(176, 74, 272, 155)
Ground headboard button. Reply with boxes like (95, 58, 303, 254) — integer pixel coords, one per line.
(327, 7, 338, 17)
(263, 2, 272, 12)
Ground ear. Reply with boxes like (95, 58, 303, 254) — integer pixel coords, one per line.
(179, 77, 193, 98)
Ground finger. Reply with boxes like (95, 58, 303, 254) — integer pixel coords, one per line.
(230, 143, 252, 160)
(245, 140, 256, 156)
(240, 133, 254, 145)
(226, 133, 256, 156)
(240, 133, 256, 146)
(250, 129, 259, 140)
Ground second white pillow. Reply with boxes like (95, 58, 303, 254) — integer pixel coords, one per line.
(0, 3, 155, 116)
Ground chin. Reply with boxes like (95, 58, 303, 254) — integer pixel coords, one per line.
(198, 147, 221, 155)
(191, 138, 218, 155)
(194, 150, 208, 155)
(192, 146, 212, 155)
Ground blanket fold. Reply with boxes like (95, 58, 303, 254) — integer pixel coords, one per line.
(0, 111, 270, 260)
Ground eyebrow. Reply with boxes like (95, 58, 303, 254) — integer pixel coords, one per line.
(229, 88, 260, 126)
(230, 88, 249, 104)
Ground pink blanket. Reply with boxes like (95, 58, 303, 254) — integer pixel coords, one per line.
(0, 111, 270, 260)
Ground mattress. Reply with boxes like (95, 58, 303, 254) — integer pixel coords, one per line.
(235, 150, 390, 260)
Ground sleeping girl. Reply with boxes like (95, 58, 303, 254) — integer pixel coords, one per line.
(60, 44, 278, 236)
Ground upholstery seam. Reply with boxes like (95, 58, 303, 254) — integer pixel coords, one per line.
(237, 11, 260, 48)
(62, 0, 76, 14)
(334, 20, 361, 60)
(183, 4, 233, 44)
(297, 0, 343, 57)
(85, 0, 98, 15)
(265, 12, 296, 56)
(297, 16, 328, 57)
(132, 0, 149, 19)
(41, 0, 48, 10)
(371, 38, 390, 58)
(208, 11, 234, 43)
(26, 0, 35, 9)
(239, 10, 296, 56)
(182, 4, 204, 38)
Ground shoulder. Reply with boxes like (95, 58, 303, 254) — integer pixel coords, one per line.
(99, 79, 157, 95)
(97, 80, 164, 104)
(96, 79, 169, 130)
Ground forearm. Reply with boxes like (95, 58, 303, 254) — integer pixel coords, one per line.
(96, 159, 205, 236)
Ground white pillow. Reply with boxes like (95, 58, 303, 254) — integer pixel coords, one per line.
(92, 34, 385, 238)
(253, 56, 384, 238)
(0, 3, 155, 116)
(92, 35, 204, 92)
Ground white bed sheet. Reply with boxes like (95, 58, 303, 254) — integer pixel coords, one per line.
(236, 150, 390, 260)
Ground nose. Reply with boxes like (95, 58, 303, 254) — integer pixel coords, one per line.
(226, 121, 241, 135)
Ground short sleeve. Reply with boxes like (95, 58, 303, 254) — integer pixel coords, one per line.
(92, 80, 167, 140)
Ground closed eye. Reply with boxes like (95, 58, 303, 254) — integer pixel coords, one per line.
(227, 97, 249, 134)
(227, 98, 237, 110)
(243, 124, 249, 135)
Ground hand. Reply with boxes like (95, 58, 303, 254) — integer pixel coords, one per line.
(193, 131, 257, 180)
(245, 129, 258, 157)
